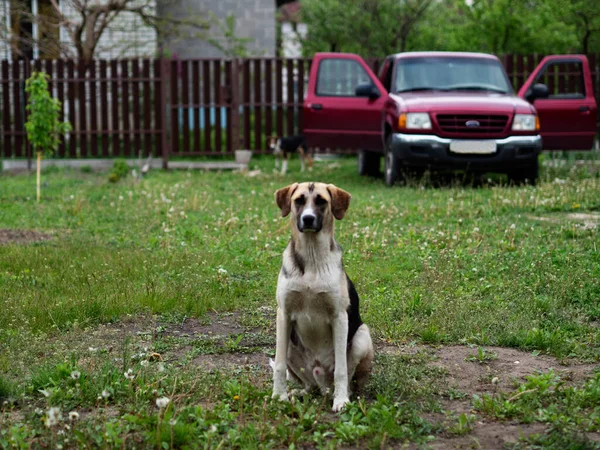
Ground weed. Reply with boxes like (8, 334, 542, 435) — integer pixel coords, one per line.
(465, 346, 498, 364)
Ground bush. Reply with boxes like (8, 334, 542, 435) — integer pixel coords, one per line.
(109, 159, 130, 183)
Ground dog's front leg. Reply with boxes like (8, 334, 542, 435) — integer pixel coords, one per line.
(275, 154, 280, 169)
(332, 312, 350, 412)
(272, 306, 290, 402)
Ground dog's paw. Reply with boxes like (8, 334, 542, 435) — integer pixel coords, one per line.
(332, 396, 350, 412)
(271, 390, 289, 402)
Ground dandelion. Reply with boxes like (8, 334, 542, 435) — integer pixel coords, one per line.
(140, 360, 149, 367)
(217, 267, 228, 275)
(510, 223, 516, 229)
(209, 424, 217, 433)
(68, 411, 79, 421)
(157, 363, 165, 373)
(124, 369, 135, 380)
(491, 377, 499, 385)
(88, 347, 98, 352)
(39, 388, 51, 398)
(168, 418, 177, 426)
(156, 397, 170, 409)
(70, 371, 81, 380)
(233, 395, 240, 401)
(45, 407, 62, 427)
(473, 227, 479, 232)
(101, 390, 111, 399)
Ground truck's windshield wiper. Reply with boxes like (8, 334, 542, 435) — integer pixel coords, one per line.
(447, 86, 508, 94)
(395, 87, 449, 93)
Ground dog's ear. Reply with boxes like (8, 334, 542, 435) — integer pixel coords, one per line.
(275, 183, 299, 217)
(327, 184, 352, 220)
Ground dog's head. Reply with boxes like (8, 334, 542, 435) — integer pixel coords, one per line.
(275, 182, 351, 233)
(269, 136, 281, 154)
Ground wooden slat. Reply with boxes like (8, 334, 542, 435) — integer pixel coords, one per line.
(170, 60, 179, 154)
(193, 61, 200, 153)
(89, 60, 98, 157)
(286, 59, 294, 135)
(202, 60, 211, 152)
(56, 60, 66, 157)
(297, 59, 305, 134)
(265, 59, 273, 138)
(225, 60, 233, 153)
(143, 60, 151, 156)
(243, 59, 250, 149)
(153, 60, 163, 158)
(99, 60, 109, 156)
(2, 61, 11, 158)
(12, 61, 23, 157)
(253, 59, 262, 151)
(67, 60, 77, 157)
(214, 60, 222, 153)
(121, 60, 131, 156)
(276, 59, 283, 137)
(78, 60, 88, 156)
(181, 60, 190, 152)
(110, 60, 120, 156)
(132, 59, 142, 156)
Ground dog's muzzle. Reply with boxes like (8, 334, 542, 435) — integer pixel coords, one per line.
(298, 210, 321, 233)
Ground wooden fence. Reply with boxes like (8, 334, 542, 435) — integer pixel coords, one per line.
(1, 54, 599, 165)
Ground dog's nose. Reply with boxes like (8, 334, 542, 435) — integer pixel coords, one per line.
(302, 214, 316, 227)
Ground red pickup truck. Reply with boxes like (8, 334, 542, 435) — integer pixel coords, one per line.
(303, 52, 597, 185)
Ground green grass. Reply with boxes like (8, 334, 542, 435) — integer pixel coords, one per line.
(0, 154, 599, 448)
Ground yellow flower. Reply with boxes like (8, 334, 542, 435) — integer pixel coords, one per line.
(233, 395, 240, 401)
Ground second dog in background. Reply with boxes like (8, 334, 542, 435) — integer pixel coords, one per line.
(269, 135, 314, 174)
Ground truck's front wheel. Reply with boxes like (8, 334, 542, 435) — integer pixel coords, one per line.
(384, 135, 398, 186)
(358, 151, 381, 177)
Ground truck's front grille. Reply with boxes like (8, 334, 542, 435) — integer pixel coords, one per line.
(436, 114, 509, 134)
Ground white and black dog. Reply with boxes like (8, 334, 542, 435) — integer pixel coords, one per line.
(271, 182, 374, 412)
(269, 135, 314, 174)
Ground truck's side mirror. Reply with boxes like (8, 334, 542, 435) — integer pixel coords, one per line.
(355, 82, 380, 100)
(527, 83, 549, 103)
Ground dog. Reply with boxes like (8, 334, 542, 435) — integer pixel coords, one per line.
(271, 182, 374, 412)
(269, 135, 314, 174)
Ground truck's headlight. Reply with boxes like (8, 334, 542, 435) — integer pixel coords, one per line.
(512, 114, 539, 131)
(400, 113, 432, 130)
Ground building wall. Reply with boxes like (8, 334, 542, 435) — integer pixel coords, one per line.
(158, 0, 276, 58)
(0, 0, 157, 60)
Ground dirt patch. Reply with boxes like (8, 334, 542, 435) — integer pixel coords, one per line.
(193, 352, 270, 372)
(433, 346, 598, 398)
(0, 229, 53, 244)
(530, 212, 600, 230)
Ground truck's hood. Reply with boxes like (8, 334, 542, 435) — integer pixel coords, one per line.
(390, 91, 535, 114)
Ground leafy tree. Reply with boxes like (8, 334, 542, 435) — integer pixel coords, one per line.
(25, 72, 71, 202)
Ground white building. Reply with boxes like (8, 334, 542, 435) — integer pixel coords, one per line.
(0, 0, 157, 60)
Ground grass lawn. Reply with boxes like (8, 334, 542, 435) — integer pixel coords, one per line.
(0, 155, 599, 449)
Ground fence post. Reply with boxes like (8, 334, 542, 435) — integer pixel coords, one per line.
(230, 58, 241, 151)
(159, 58, 169, 169)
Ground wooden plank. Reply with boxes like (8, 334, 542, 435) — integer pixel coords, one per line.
(286, 59, 294, 135)
(214, 60, 222, 153)
(202, 60, 211, 152)
(193, 60, 200, 153)
(111, 60, 120, 156)
(170, 60, 179, 154)
(225, 60, 233, 153)
(56, 59, 66, 157)
(121, 60, 131, 156)
(265, 59, 273, 138)
(89, 60, 98, 157)
(243, 59, 250, 149)
(253, 59, 262, 151)
(78, 60, 88, 157)
(181, 60, 190, 152)
(143, 59, 151, 157)
(99, 60, 109, 157)
(132, 59, 142, 156)
(276, 59, 283, 137)
(2, 61, 11, 158)
(297, 59, 305, 134)
(13, 61, 23, 158)
(67, 60, 77, 157)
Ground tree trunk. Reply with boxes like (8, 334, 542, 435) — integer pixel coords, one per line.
(36, 151, 41, 203)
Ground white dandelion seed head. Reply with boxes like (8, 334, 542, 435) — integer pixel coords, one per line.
(140, 360, 149, 367)
(70, 371, 81, 380)
(39, 388, 51, 398)
(156, 397, 171, 409)
(510, 223, 516, 229)
(68, 411, 80, 421)
(157, 363, 165, 373)
(45, 407, 62, 427)
(101, 390, 111, 399)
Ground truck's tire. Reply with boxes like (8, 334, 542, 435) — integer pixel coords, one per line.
(358, 151, 381, 177)
(508, 158, 539, 186)
(384, 135, 398, 186)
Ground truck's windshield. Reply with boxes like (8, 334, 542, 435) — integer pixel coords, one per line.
(394, 57, 513, 94)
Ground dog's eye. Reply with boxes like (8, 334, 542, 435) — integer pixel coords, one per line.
(294, 196, 306, 206)
(315, 195, 327, 206)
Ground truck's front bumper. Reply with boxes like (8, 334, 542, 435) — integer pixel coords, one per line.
(390, 133, 541, 172)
